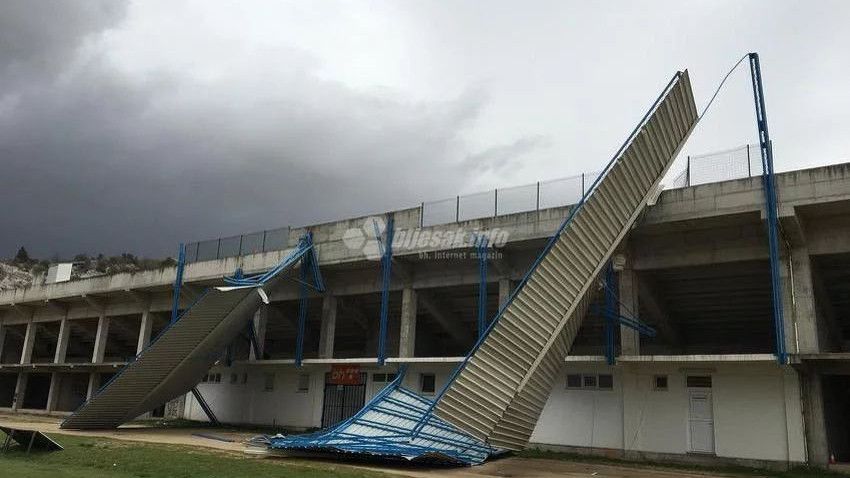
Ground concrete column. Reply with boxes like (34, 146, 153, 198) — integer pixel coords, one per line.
(784, 247, 819, 354)
(618, 268, 640, 355)
(137, 310, 153, 354)
(19, 320, 36, 364)
(54, 316, 71, 363)
(91, 315, 110, 363)
(318, 296, 337, 359)
(86, 372, 99, 400)
(12, 372, 27, 411)
(249, 306, 268, 360)
(498, 278, 513, 308)
(800, 371, 829, 467)
(0, 323, 6, 361)
(399, 287, 417, 358)
(46, 372, 59, 413)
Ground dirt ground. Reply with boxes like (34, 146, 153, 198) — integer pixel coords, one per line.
(0, 412, 741, 478)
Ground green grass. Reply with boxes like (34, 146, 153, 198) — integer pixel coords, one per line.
(0, 432, 384, 478)
(519, 448, 849, 478)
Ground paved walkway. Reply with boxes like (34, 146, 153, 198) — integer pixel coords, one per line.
(0, 413, 745, 478)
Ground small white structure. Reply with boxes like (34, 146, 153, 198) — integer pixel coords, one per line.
(45, 263, 73, 284)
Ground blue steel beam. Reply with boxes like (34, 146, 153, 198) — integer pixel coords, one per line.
(476, 235, 489, 339)
(376, 214, 395, 365)
(170, 243, 187, 323)
(749, 52, 787, 365)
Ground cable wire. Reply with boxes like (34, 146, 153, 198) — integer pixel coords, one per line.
(699, 54, 749, 120)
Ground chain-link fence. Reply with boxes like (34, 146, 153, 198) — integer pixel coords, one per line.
(668, 143, 764, 189)
(186, 144, 769, 262)
(185, 226, 290, 263)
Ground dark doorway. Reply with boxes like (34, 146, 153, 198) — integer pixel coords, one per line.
(0, 373, 17, 407)
(321, 372, 366, 428)
(21, 373, 51, 410)
(824, 375, 850, 463)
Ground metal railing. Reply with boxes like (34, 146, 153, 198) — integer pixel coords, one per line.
(185, 143, 764, 262)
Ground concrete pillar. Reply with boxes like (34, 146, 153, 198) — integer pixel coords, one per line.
(399, 287, 417, 358)
(318, 296, 337, 359)
(800, 370, 829, 467)
(784, 247, 819, 354)
(498, 278, 513, 308)
(91, 315, 110, 363)
(249, 306, 268, 360)
(86, 372, 99, 400)
(618, 268, 640, 355)
(12, 372, 27, 411)
(20, 320, 36, 364)
(137, 310, 153, 355)
(46, 372, 59, 412)
(0, 323, 6, 361)
(54, 316, 71, 363)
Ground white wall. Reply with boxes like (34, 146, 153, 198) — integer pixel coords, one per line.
(530, 361, 807, 464)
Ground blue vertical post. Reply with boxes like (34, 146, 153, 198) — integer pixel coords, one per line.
(170, 243, 186, 323)
(603, 262, 616, 365)
(477, 235, 489, 339)
(377, 214, 395, 365)
(295, 249, 310, 367)
(749, 52, 786, 364)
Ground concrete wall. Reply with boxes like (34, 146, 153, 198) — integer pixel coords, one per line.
(529, 362, 806, 464)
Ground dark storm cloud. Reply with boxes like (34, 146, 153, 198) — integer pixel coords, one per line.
(0, 2, 501, 258)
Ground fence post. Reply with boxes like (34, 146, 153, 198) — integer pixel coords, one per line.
(536, 182, 540, 211)
(215, 238, 222, 260)
(420, 202, 424, 228)
(746, 144, 752, 177)
(261, 231, 267, 252)
(686, 156, 691, 186)
(581, 173, 585, 196)
(456, 195, 460, 223)
(494, 189, 498, 217)
(238, 235, 244, 256)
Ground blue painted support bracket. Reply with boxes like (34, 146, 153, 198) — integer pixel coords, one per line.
(375, 214, 395, 365)
(295, 252, 310, 367)
(294, 232, 325, 367)
(476, 235, 490, 339)
(603, 263, 617, 365)
(191, 387, 220, 426)
(749, 52, 787, 365)
(170, 243, 187, 324)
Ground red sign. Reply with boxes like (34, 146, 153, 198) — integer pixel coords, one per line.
(328, 364, 362, 385)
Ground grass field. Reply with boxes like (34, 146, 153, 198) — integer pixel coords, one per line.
(0, 432, 383, 478)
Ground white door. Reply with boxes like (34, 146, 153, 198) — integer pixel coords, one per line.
(687, 389, 715, 454)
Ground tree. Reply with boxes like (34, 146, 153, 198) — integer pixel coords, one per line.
(14, 247, 30, 263)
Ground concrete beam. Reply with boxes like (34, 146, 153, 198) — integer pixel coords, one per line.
(91, 315, 110, 363)
(46, 372, 59, 413)
(618, 267, 640, 355)
(137, 309, 153, 354)
(12, 372, 26, 411)
(398, 288, 417, 358)
(249, 306, 268, 360)
(498, 278, 513, 309)
(20, 320, 36, 364)
(86, 372, 98, 400)
(318, 295, 337, 359)
(54, 315, 71, 363)
(417, 289, 468, 347)
(42, 299, 69, 315)
(786, 247, 820, 354)
(800, 370, 829, 467)
(10, 303, 34, 321)
(125, 289, 152, 307)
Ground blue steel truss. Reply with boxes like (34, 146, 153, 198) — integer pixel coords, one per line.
(595, 262, 657, 365)
(170, 243, 187, 323)
(748, 52, 787, 365)
(269, 367, 500, 465)
(375, 214, 395, 365)
(476, 235, 489, 339)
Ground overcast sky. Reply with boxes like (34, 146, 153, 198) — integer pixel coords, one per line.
(2, 0, 849, 259)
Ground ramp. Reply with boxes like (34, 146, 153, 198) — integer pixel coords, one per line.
(269, 369, 500, 465)
(432, 70, 698, 450)
(61, 236, 319, 430)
